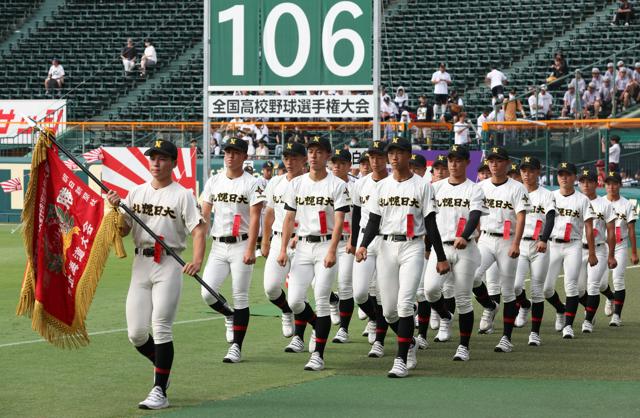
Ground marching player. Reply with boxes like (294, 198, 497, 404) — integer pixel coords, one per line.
(106, 140, 206, 410)
(513, 156, 556, 346)
(277, 136, 350, 371)
(358, 152, 371, 177)
(542, 162, 597, 339)
(431, 154, 450, 182)
(577, 168, 617, 333)
(603, 171, 638, 326)
(356, 137, 450, 378)
(261, 142, 307, 338)
(200, 138, 266, 363)
(472, 146, 530, 352)
(477, 159, 491, 181)
(424, 145, 488, 361)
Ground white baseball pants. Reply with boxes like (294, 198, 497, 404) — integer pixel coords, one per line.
(201, 240, 253, 309)
(473, 234, 518, 303)
(514, 240, 550, 303)
(578, 244, 608, 296)
(263, 234, 292, 300)
(543, 240, 583, 298)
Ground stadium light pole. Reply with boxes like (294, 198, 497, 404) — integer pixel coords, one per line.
(202, 0, 211, 187)
(372, 0, 380, 142)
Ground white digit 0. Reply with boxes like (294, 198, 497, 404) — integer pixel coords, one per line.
(322, 1, 365, 77)
(263, 2, 310, 78)
(219, 4, 245, 76)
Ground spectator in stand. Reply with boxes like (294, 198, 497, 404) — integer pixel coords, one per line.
(503, 88, 526, 120)
(590, 68, 604, 91)
(547, 52, 568, 88)
(394, 86, 409, 113)
(255, 140, 269, 158)
(615, 67, 631, 111)
(140, 39, 157, 76)
(538, 85, 554, 119)
(569, 69, 586, 94)
(622, 62, 640, 108)
(612, 0, 634, 26)
(415, 95, 434, 145)
(561, 85, 578, 118)
(431, 62, 452, 120)
(486, 65, 508, 103)
(380, 94, 398, 121)
(487, 103, 505, 145)
(527, 88, 540, 118)
(603, 62, 615, 82)
(602, 135, 622, 171)
(582, 83, 599, 118)
(242, 132, 256, 156)
(595, 159, 607, 187)
(476, 107, 491, 140)
(447, 90, 464, 122)
(211, 137, 221, 156)
(597, 77, 614, 117)
(189, 139, 202, 156)
(120, 38, 137, 74)
(453, 112, 471, 145)
(349, 137, 359, 148)
(44, 58, 64, 96)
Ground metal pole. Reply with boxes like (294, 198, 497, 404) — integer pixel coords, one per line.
(202, 0, 211, 188)
(131, 123, 134, 147)
(372, 0, 381, 142)
(605, 128, 610, 170)
(612, 54, 617, 118)
(545, 129, 550, 186)
(81, 124, 85, 154)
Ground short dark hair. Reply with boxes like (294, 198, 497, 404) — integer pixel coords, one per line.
(611, 135, 620, 142)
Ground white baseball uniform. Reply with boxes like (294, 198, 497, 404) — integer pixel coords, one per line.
(605, 196, 638, 291)
(336, 177, 356, 300)
(123, 182, 203, 346)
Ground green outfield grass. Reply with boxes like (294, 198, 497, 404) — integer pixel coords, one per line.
(1, 223, 639, 418)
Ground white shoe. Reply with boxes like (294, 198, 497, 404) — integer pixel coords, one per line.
(387, 358, 408, 378)
(138, 386, 169, 410)
(514, 305, 530, 328)
(282, 313, 294, 338)
(358, 307, 367, 320)
(479, 303, 499, 334)
(368, 341, 385, 358)
(308, 330, 316, 353)
(581, 320, 593, 333)
(609, 314, 622, 327)
(362, 321, 370, 336)
(555, 313, 565, 332)
(304, 352, 325, 371)
(284, 336, 305, 353)
(604, 298, 614, 316)
(494, 336, 513, 353)
(223, 343, 242, 363)
(330, 300, 340, 325)
(528, 332, 541, 346)
(416, 335, 429, 350)
(434, 315, 452, 342)
(407, 342, 418, 370)
(224, 316, 234, 343)
(332, 327, 349, 343)
(562, 325, 574, 339)
(430, 309, 440, 330)
(453, 344, 469, 361)
(414, 313, 420, 328)
(367, 321, 377, 345)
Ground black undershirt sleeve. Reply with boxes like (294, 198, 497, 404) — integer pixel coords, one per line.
(336, 205, 350, 213)
(284, 203, 296, 212)
(460, 210, 482, 241)
(350, 205, 362, 247)
(424, 235, 432, 253)
(540, 210, 556, 242)
(425, 212, 446, 262)
(359, 213, 381, 249)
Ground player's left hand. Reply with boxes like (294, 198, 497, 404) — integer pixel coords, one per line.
(453, 237, 468, 249)
(608, 255, 618, 269)
(289, 236, 298, 250)
(183, 261, 201, 276)
(588, 253, 598, 267)
(243, 249, 256, 265)
(345, 242, 355, 255)
(631, 253, 639, 265)
(324, 250, 337, 268)
(535, 241, 547, 253)
(508, 243, 520, 258)
(436, 260, 451, 275)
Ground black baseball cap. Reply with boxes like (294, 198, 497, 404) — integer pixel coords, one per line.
(578, 168, 598, 182)
(519, 155, 541, 170)
(508, 163, 520, 174)
(307, 136, 332, 152)
(368, 140, 387, 155)
(385, 137, 412, 152)
(605, 171, 622, 184)
(358, 152, 369, 163)
(223, 137, 249, 153)
(331, 148, 352, 163)
(282, 141, 307, 157)
(410, 153, 427, 167)
(486, 146, 509, 160)
(145, 139, 178, 160)
(557, 162, 577, 175)
(262, 161, 274, 170)
(447, 144, 470, 160)
(432, 154, 448, 168)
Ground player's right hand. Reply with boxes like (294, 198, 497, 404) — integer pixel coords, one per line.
(588, 253, 598, 267)
(355, 247, 367, 262)
(508, 243, 520, 258)
(277, 251, 288, 267)
(436, 260, 451, 275)
(453, 237, 468, 249)
(289, 236, 298, 250)
(183, 261, 201, 276)
(535, 241, 547, 253)
(260, 241, 270, 258)
(345, 242, 355, 255)
(106, 190, 121, 207)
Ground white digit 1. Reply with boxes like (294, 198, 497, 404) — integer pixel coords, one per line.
(263, 2, 310, 78)
(322, 1, 365, 77)
(218, 4, 244, 76)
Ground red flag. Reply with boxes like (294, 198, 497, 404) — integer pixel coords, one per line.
(82, 147, 104, 163)
(1, 177, 22, 193)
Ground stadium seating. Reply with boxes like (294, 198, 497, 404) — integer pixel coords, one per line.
(0, 0, 43, 43)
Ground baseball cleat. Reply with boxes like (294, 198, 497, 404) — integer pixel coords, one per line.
(368, 341, 384, 358)
(479, 303, 499, 334)
(494, 336, 513, 353)
(434, 316, 452, 342)
(514, 305, 530, 328)
(528, 332, 541, 346)
(430, 309, 440, 330)
(554, 313, 565, 332)
(367, 321, 377, 345)
(332, 327, 349, 343)
(138, 386, 169, 410)
(416, 335, 429, 350)
(414, 313, 420, 328)
(361, 321, 369, 337)
(604, 298, 614, 316)
(223, 343, 242, 363)
(562, 325, 574, 339)
(453, 344, 470, 361)
(330, 300, 340, 325)
(581, 320, 594, 333)
(308, 330, 316, 353)
(284, 336, 305, 353)
(406, 341, 418, 370)
(358, 307, 367, 320)
(224, 316, 234, 344)
(304, 352, 325, 371)
(282, 313, 294, 338)
(609, 314, 622, 327)
(387, 358, 409, 378)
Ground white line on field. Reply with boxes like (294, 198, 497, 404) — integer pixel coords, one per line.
(0, 316, 223, 349)
(524, 264, 640, 282)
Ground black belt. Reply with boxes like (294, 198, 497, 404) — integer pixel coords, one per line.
(482, 231, 504, 237)
(553, 238, 576, 244)
(274, 231, 296, 238)
(212, 234, 249, 243)
(523, 236, 535, 241)
(583, 243, 604, 249)
(135, 247, 171, 257)
(300, 234, 332, 243)
(382, 235, 421, 242)
(443, 240, 455, 246)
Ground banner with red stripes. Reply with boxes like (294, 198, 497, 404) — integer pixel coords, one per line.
(1, 177, 22, 193)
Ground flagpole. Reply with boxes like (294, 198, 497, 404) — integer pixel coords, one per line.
(29, 123, 234, 317)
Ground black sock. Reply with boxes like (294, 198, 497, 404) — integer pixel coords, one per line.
(357, 295, 377, 321)
(430, 296, 452, 320)
(473, 283, 497, 309)
(578, 293, 588, 308)
(564, 296, 579, 326)
(314, 316, 331, 357)
(388, 320, 399, 335)
(233, 307, 250, 349)
(270, 290, 292, 313)
(330, 292, 339, 304)
(375, 304, 388, 345)
(396, 316, 414, 362)
(601, 285, 614, 300)
(301, 302, 317, 328)
(444, 297, 456, 315)
(154, 341, 173, 395)
(294, 317, 307, 339)
(209, 301, 229, 315)
(614, 289, 626, 316)
(339, 298, 354, 331)
(546, 291, 566, 313)
(490, 294, 501, 305)
(516, 290, 532, 309)
(459, 311, 473, 348)
(503, 301, 517, 339)
(531, 302, 544, 333)
(585, 295, 600, 322)
(417, 301, 430, 338)
(135, 335, 155, 365)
